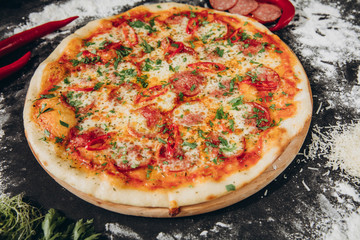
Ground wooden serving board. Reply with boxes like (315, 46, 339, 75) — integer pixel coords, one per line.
(33, 117, 311, 218)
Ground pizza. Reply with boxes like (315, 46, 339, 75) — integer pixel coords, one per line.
(23, 2, 312, 216)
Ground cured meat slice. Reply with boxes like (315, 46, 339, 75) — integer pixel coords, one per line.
(229, 0, 259, 16)
(251, 3, 282, 23)
(243, 66, 280, 91)
(128, 105, 163, 138)
(209, 0, 238, 11)
(170, 71, 204, 97)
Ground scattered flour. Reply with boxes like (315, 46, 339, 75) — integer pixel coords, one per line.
(291, 1, 360, 114)
(7, 0, 142, 37)
(0, 93, 11, 195)
(105, 223, 143, 240)
(305, 122, 360, 181)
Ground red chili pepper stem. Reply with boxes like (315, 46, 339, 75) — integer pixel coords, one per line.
(0, 51, 31, 81)
(0, 16, 78, 58)
(257, 0, 295, 31)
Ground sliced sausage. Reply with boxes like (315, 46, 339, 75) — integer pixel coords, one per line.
(170, 71, 205, 97)
(251, 3, 282, 23)
(210, 0, 238, 11)
(229, 0, 259, 16)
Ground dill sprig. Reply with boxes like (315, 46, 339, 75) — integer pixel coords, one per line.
(0, 194, 43, 240)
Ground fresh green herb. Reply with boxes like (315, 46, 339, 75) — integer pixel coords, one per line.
(183, 141, 198, 149)
(140, 39, 154, 53)
(136, 75, 149, 88)
(55, 137, 63, 143)
(40, 94, 56, 99)
(229, 119, 235, 132)
(37, 103, 54, 118)
(228, 96, 244, 108)
(274, 49, 283, 53)
(215, 106, 225, 120)
(44, 129, 50, 137)
(215, 47, 224, 57)
(93, 82, 104, 90)
(40, 208, 101, 240)
(59, 120, 69, 128)
(63, 78, 70, 84)
(0, 194, 43, 240)
(178, 92, 184, 101)
(48, 85, 60, 92)
(226, 184, 236, 192)
(157, 138, 167, 144)
(253, 32, 263, 39)
(198, 130, 207, 139)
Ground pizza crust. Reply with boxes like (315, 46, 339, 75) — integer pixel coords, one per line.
(24, 2, 312, 211)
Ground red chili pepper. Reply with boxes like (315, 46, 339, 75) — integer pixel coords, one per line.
(165, 124, 181, 158)
(228, 28, 242, 43)
(188, 62, 226, 73)
(0, 16, 78, 58)
(85, 134, 110, 151)
(134, 85, 169, 104)
(0, 51, 31, 81)
(165, 41, 184, 59)
(257, 0, 295, 31)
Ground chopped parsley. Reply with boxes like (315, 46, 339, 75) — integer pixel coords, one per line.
(226, 184, 236, 192)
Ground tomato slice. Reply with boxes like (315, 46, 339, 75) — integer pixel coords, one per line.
(120, 22, 138, 47)
(188, 62, 226, 73)
(186, 18, 199, 35)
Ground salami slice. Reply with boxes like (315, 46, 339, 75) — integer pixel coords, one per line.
(251, 3, 282, 23)
(209, 0, 238, 11)
(170, 71, 204, 97)
(228, 0, 259, 16)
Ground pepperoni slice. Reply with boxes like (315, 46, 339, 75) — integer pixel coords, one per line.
(165, 15, 186, 25)
(247, 102, 271, 128)
(239, 39, 263, 56)
(128, 105, 163, 138)
(114, 145, 152, 171)
(157, 124, 191, 172)
(251, 3, 282, 23)
(210, 0, 238, 11)
(243, 66, 280, 91)
(68, 127, 107, 149)
(138, 105, 163, 129)
(85, 134, 111, 151)
(170, 71, 204, 97)
(229, 0, 259, 16)
(180, 113, 205, 126)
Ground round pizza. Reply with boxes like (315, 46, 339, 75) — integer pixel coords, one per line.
(23, 3, 312, 216)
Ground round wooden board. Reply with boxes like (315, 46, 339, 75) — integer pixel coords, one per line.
(29, 117, 311, 218)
